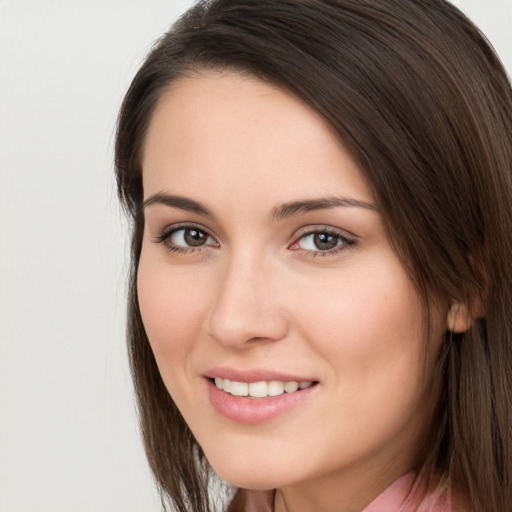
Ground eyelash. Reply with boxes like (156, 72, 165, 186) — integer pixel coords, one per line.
(153, 223, 218, 255)
(153, 224, 356, 257)
(291, 227, 356, 258)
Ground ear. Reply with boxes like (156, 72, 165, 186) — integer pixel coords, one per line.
(446, 297, 485, 333)
(447, 302, 472, 333)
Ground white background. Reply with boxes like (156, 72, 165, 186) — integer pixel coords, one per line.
(0, 1, 510, 511)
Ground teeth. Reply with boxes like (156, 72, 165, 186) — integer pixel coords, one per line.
(213, 378, 314, 397)
(267, 380, 284, 396)
(222, 379, 231, 393)
(248, 381, 268, 398)
(284, 381, 299, 393)
(230, 381, 249, 396)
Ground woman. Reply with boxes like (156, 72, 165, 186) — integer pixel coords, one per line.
(115, 1, 512, 511)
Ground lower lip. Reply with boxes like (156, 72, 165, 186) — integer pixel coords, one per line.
(206, 379, 318, 425)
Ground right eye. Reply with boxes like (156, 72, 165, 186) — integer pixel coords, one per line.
(170, 227, 211, 247)
(155, 225, 219, 253)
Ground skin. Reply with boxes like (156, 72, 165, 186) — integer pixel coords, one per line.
(138, 71, 450, 512)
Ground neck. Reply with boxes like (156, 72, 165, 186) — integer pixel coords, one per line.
(273, 460, 412, 512)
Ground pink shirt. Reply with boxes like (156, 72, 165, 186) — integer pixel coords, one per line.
(229, 473, 462, 512)
(362, 473, 459, 512)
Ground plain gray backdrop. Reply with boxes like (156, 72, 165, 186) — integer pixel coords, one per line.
(0, 1, 510, 511)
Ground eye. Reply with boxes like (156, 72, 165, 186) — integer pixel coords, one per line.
(170, 227, 212, 247)
(154, 225, 218, 253)
(290, 228, 355, 255)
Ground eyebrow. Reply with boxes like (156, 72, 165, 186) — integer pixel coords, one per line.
(143, 192, 213, 216)
(142, 192, 377, 220)
(271, 196, 377, 221)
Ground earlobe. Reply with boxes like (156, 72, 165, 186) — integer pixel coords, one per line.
(447, 302, 472, 333)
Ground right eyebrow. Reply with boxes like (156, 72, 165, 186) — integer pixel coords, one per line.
(142, 192, 213, 217)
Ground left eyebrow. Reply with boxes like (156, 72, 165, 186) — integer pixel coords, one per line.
(271, 196, 377, 221)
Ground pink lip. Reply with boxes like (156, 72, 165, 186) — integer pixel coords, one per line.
(204, 368, 319, 425)
(204, 366, 317, 383)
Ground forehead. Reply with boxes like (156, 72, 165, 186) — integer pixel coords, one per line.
(141, 71, 371, 206)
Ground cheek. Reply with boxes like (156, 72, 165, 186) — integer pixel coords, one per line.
(284, 265, 438, 464)
(136, 248, 211, 380)
(289, 259, 437, 425)
(293, 259, 423, 361)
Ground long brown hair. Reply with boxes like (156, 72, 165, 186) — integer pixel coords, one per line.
(115, 1, 512, 510)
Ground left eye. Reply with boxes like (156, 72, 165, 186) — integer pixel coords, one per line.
(296, 231, 347, 252)
(168, 227, 215, 247)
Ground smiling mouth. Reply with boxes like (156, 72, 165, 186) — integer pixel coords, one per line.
(211, 377, 317, 398)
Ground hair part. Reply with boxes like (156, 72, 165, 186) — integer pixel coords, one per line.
(115, 1, 512, 510)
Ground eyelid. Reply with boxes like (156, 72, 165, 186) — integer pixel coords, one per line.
(289, 225, 357, 255)
(153, 222, 219, 251)
(293, 223, 357, 239)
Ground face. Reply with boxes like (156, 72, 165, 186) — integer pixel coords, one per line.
(138, 71, 447, 494)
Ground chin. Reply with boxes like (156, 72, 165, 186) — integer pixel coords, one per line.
(207, 452, 294, 490)
(216, 471, 283, 491)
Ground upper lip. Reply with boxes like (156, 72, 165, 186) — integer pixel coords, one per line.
(203, 366, 318, 383)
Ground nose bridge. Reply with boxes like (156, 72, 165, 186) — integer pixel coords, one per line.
(208, 248, 288, 347)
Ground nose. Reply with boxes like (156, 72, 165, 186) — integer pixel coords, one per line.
(207, 253, 289, 349)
